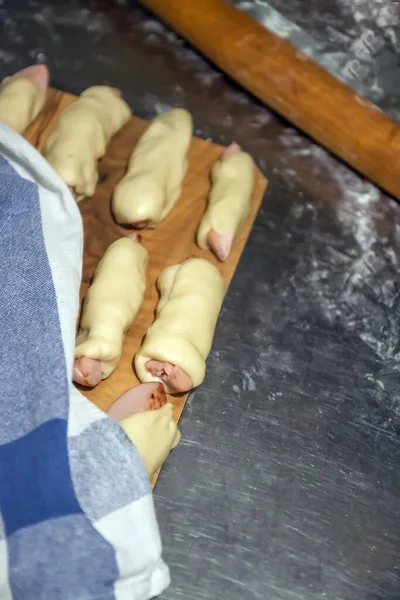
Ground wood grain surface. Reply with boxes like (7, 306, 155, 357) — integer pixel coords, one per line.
(139, 0, 400, 202)
(23, 87, 267, 482)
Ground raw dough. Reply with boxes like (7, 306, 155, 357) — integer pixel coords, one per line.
(119, 403, 181, 476)
(135, 258, 225, 393)
(74, 236, 148, 384)
(112, 108, 192, 227)
(0, 65, 49, 134)
(44, 86, 131, 199)
(197, 143, 255, 261)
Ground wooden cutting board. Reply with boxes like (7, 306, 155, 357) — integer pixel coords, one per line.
(24, 88, 268, 484)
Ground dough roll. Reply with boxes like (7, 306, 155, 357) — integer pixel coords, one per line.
(112, 108, 192, 228)
(0, 65, 49, 134)
(197, 143, 255, 261)
(44, 86, 131, 199)
(74, 235, 148, 387)
(117, 402, 181, 477)
(135, 257, 225, 393)
(106, 383, 181, 477)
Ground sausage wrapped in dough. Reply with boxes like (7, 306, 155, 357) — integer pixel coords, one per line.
(112, 108, 192, 228)
(107, 382, 181, 477)
(44, 86, 131, 199)
(0, 65, 49, 133)
(197, 143, 255, 261)
(135, 258, 225, 394)
(73, 235, 148, 387)
(119, 403, 181, 477)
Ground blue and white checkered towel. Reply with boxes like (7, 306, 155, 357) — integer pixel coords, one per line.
(0, 123, 170, 600)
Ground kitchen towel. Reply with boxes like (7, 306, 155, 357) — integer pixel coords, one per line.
(0, 122, 169, 600)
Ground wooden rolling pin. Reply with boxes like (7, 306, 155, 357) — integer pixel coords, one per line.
(139, 0, 400, 200)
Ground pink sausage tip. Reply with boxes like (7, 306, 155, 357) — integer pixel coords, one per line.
(107, 382, 167, 421)
(145, 360, 193, 393)
(12, 64, 49, 92)
(127, 232, 142, 243)
(131, 220, 150, 230)
(73, 356, 102, 388)
(207, 229, 233, 262)
(221, 142, 242, 160)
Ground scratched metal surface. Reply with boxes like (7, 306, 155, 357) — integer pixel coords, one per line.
(2, 0, 400, 598)
(231, 0, 400, 121)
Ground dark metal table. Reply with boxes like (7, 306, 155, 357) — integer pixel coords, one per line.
(2, 1, 400, 598)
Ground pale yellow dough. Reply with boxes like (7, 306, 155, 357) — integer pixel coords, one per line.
(75, 237, 148, 380)
(135, 258, 225, 393)
(0, 77, 45, 134)
(120, 403, 181, 476)
(112, 108, 192, 227)
(44, 86, 131, 198)
(197, 150, 255, 248)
